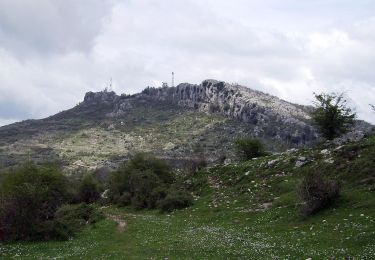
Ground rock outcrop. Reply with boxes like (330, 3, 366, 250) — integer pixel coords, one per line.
(138, 79, 318, 146)
(77, 80, 372, 147)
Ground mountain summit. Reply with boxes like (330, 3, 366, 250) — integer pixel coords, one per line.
(141, 79, 316, 142)
(0, 79, 323, 171)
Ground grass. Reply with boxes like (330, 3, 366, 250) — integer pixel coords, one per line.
(1, 192, 374, 259)
(1, 136, 375, 259)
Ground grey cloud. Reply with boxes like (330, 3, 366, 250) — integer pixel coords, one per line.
(0, 0, 115, 56)
(0, 0, 374, 126)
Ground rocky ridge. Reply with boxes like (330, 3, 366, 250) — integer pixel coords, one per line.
(2, 79, 372, 172)
(105, 79, 318, 146)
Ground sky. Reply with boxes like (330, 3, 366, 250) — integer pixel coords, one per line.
(0, 0, 374, 126)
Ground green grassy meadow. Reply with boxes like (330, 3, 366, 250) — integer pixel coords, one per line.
(1, 136, 375, 259)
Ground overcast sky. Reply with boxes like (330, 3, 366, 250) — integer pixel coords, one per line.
(0, 0, 374, 126)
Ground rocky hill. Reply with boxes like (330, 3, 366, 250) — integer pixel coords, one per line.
(0, 79, 370, 172)
(140, 79, 317, 144)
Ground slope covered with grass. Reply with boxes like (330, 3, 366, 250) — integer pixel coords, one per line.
(1, 136, 374, 259)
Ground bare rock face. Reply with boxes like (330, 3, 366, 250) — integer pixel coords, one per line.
(83, 91, 118, 105)
(140, 79, 318, 146)
(331, 121, 374, 146)
(78, 79, 340, 147)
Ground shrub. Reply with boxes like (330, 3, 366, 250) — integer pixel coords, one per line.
(297, 172, 340, 216)
(234, 138, 266, 160)
(109, 154, 194, 211)
(157, 190, 193, 212)
(77, 174, 102, 204)
(115, 192, 132, 206)
(35, 203, 104, 241)
(0, 163, 69, 241)
(109, 153, 174, 209)
(55, 203, 103, 231)
(128, 170, 164, 209)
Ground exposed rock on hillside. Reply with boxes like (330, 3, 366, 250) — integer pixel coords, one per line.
(137, 79, 318, 146)
(1, 79, 372, 172)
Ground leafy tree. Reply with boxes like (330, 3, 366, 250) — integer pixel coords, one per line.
(312, 93, 356, 140)
(234, 138, 266, 160)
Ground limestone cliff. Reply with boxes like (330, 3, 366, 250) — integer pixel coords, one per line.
(135, 79, 318, 146)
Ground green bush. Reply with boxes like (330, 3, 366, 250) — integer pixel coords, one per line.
(234, 138, 266, 160)
(77, 174, 102, 204)
(29, 203, 104, 241)
(297, 172, 340, 216)
(109, 153, 174, 209)
(114, 192, 132, 206)
(109, 153, 192, 211)
(55, 204, 103, 234)
(0, 163, 69, 241)
(157, 190, 193, 212)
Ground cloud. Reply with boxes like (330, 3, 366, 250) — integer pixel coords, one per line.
(0, 0, 374, 126)
(0, 0, 114, 56)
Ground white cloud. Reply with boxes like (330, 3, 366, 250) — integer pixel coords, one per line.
(0, 0, 374, 126)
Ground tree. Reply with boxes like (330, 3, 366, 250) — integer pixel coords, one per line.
(312, 93, 356, 140)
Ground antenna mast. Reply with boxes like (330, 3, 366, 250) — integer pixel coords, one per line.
(172, 72, 174, 87)
(109, 77, 112, 91)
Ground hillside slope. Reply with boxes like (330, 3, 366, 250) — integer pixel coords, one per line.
(1, 135, 374, 259)
(0, 80, 324, 172)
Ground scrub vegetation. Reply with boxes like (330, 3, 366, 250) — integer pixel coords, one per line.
(1, 134, 374, 259)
